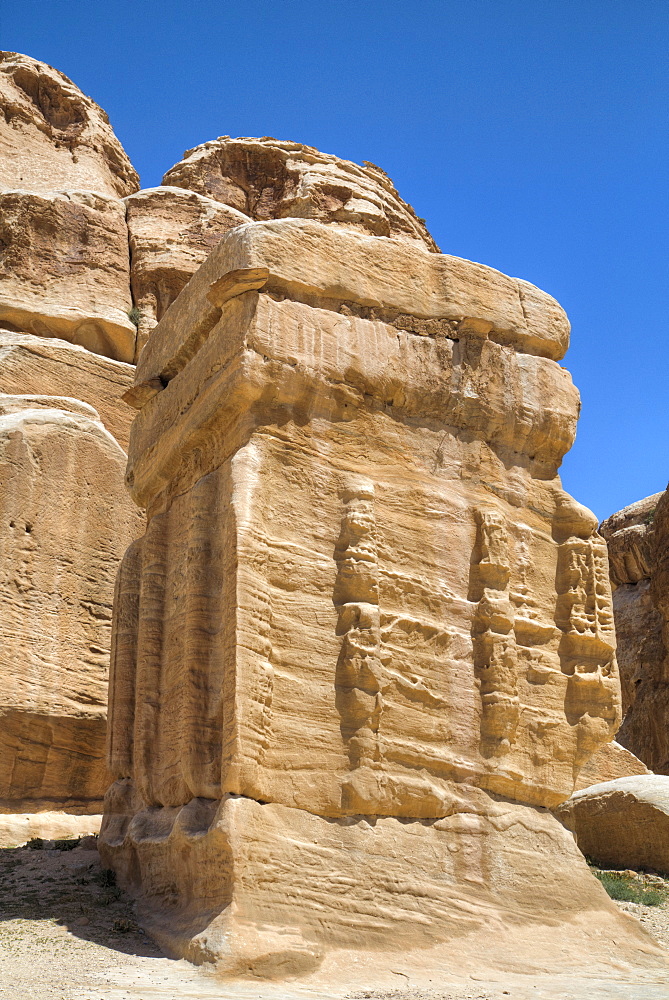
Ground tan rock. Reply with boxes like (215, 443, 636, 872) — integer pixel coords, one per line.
(574, 740, 649, 791)
(601, 493, 661, 587)
(103, 788, 650, 976)
(0, 811, 101, 848)
(101, 219, 629, 974)
(556, 774, 669, 873)
(601, 492, 669, 772)
(125, 186, 250, 358)
(0, 190, 135, 363)
(0, 396, 142, 814)
(0, 51, 139, 197)
(162, 136, 439, 251)
(0, 331, 134, 449)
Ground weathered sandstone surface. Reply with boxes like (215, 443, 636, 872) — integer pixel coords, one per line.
(0, 331, 135, 450)
(601, 491, 669, 772)
(0, 189, 135, 363)
(163, 136, 439, 250)
(556, 774, 669, 873)
(0, 396, 142, 814)
(0, 51, 138, 197)
(0, 810, 101, 848)
(99, 218, 641, 976)
(125, 186, 250, 357)
(574, 739, 649, 790)
(0, 55, 142, 822)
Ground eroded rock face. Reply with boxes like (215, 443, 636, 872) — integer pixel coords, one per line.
(574, 740, 649, 791)
(0, 397, 142, 814)
(125, 186, 250, 357)
(100, 219, 630, 975)
(0, 190, 135, 363)
(0, 51, 139, 197)
(601, 492, 669, 772)
(162, 136, 439, 251)
(0, 331, 135, 450)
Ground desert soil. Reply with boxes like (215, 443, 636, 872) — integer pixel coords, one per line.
(1, 842, 669, 1000)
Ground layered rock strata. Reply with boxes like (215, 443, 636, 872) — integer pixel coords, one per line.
(0, 397, 141, 814)
(0, 189, 135, 362)
(0, 54, 142, 822)
(0, 53, 139, 365)
(601, 492, 669, 772)
(101, 218, 634, 976)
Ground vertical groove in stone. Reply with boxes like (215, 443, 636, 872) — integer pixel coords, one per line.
(107, 537, 143, 778)
(182, 471, 223, 799)
(133, 511, 168, 805)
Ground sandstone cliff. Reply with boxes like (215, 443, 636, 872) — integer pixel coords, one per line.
(0, 53, 142, 830)
(0, 52, 138, 197)
(601, 491, 669, 772)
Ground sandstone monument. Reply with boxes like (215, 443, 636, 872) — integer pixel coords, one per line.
(601, 489, 669, 772)
(98, 211, 658, 976)
(1, 48, 666, 987)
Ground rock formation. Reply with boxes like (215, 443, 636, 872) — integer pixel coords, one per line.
(2, 47, 665, 983)
(162, 136, 439, 249)
(0, 189, 135, 361)
(574, 739, 649, 790)
(0, 397, 141, 815)
(601, 491, 669, 772)
(0, 51, 138, 198)
(0, 53, 142, 832)
(556, 774, 669, 873)
(125, 186, 250, 356)
(98, 216, 645, 978)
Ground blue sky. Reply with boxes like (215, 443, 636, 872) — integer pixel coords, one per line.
(3, 0, 667, 520)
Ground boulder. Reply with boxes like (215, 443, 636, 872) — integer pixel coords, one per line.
(556, 774, 669, 873)
(125, 185, 250, 357)
(0, 190, 135, 363)
(0, 396, 142, 815)
(0, 51, 138, 197)
(101, 218, 632, 975)
(0, 331, 134, 449)
(162, 136, 439, 251)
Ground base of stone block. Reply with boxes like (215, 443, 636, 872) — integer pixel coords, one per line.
(99, 782, 667, 981)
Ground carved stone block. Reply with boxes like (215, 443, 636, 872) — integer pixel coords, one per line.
(100, 219, 631, 977)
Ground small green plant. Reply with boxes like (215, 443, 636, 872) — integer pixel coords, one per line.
(128, 306, 142, 329)
(644, 507, 656, 525)
(593, 869, 666, 906)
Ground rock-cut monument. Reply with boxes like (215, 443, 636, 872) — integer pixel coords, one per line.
(98, 168, 654, 977)
(0, 48, 663, 988)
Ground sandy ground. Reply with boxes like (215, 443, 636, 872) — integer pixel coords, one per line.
(1, 842, 669, 1000)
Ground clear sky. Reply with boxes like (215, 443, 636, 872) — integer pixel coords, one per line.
(3, 0, 667, 520)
